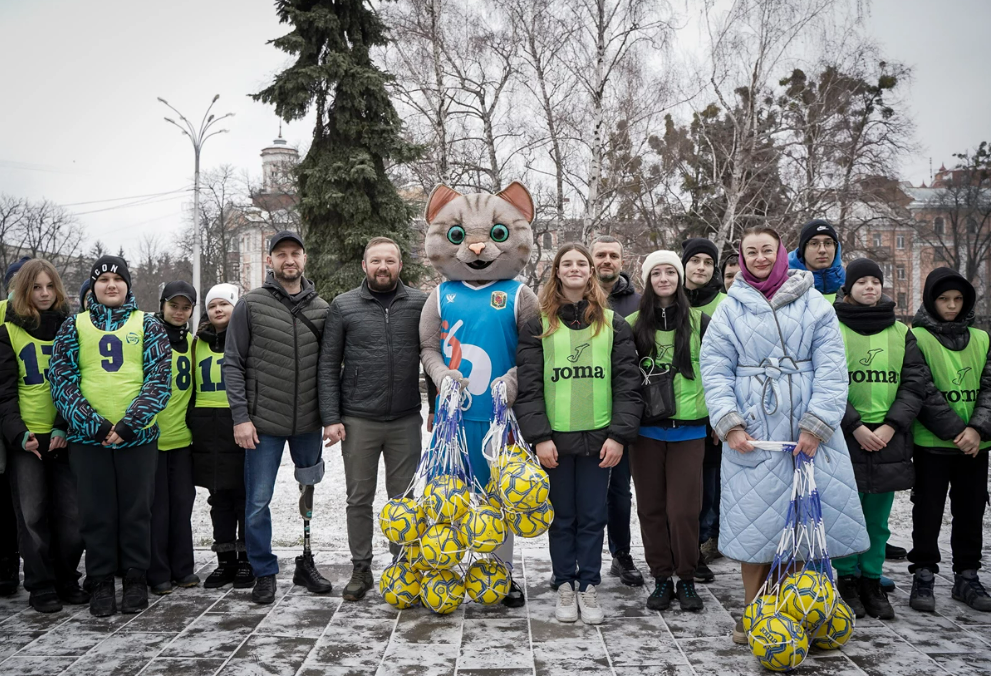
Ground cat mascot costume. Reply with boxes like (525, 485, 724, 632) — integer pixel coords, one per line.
(419, 181, 539, 608)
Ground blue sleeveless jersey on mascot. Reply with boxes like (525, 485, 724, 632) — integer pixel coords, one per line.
(438, 279, 522, 486)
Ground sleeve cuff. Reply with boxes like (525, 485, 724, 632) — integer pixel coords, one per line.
(799, 412, 834, 442)
(51, 429, 66, 439)
(231, 407, 251, 426)
(114, 421, 137, 443)
(95, 419, 113, 444)
(714, 412, 746, 441)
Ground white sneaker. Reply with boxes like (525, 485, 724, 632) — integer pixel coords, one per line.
(555, 582, 578, 622)
(577, 585, 605, 625)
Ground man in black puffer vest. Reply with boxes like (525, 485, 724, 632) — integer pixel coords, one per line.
(224, 231, 333, 604)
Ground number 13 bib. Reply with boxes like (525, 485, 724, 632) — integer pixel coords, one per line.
(76, 310, 151, 426)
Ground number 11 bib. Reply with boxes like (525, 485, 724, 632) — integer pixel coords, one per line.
(76, 310, 151, 426)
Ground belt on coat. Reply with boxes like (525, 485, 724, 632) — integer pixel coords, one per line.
(737, 357, 814, 416)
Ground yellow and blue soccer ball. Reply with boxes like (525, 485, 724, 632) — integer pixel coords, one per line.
(464, 558, 511, 605)
(498, 462, 550, 512)
(460, 505, 507, 553)
(420, 524, 464, 569)
(424, 475, 471, 523)
(503, 444, 532, 463)
(812, 599, 855, 650)
(379, 497, 427, 545)
(506, 501, 554, 538)
(749, 613, 809, 672)
(743, 594, 781, 634)
(420, 569, 465, 614)
(403, 543, 431, 572)
(379, 562, 421, 609)
(781, 571, 836, 632)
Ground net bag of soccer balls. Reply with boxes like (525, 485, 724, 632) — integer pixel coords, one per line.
(377, 378, 520, 614)
(744, 444, 855, 672)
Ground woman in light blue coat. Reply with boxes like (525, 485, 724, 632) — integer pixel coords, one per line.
(699, 227, 869, 644)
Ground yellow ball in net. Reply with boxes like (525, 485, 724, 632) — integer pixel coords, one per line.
(420, 569, 465, 614)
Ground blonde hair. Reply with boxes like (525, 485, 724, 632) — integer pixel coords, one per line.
(538, 242, 609, 337)
(10, 259, 70, 326)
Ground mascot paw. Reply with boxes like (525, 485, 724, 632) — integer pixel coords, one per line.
(439, 369, 470, 392)
(491, 376, 517, 407)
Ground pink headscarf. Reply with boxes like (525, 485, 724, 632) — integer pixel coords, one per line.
(739, 240, 790, 299)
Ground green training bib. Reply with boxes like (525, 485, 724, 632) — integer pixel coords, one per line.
(7, 322, 57, 434)
(912, 325, 991, 449)
(695, 292, 726, 318)
(823, 292, 837, 304)
(193, 339, 229, 409)
(839, 321, 907, 424)
(76, 310, 153, 428)
(157, 330, 193, 450)
(0, 300, 6, 324)
(541, 310, 614, 432)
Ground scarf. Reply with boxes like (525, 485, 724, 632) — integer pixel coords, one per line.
(834, 297, 896, 335)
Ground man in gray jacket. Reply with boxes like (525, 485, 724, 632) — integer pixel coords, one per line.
(319, 237, 428, 601)
(224, 231, 334, 604)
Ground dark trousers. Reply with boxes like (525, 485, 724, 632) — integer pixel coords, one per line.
(69, 442, 158, 580)
(699, 464, 721, 543)
(0, 464, 19, 562)
(149, 448, 196, 585)
(909, 449, 989, 575)
(606, 449, 632, 556)
(209, 488, 246, 550)
(7, 437, 83, 591)
(547, 453, 610, 591)
(630, 436, 704, 580)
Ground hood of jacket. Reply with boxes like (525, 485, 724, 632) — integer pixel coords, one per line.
(913, 267, 977, 350)
(834, 296, 896, 335)
(727, 269, 814, 315)
(87, 293, 141, 331)
(921, 266, 976, 323)
(788, 244, 845, 295)
(263, 270, 318, 304)
(610, 271, 636, 299)
(197, 322, 227, 353)
(154, 312, 190, 348)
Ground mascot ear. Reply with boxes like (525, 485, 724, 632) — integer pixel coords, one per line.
(425, 185, 462, 223)
(496, 181, 535, 224)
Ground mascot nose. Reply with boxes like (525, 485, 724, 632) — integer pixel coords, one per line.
(468, 242, 486, 255)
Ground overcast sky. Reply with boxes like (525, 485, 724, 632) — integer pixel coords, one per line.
(1, 0, 988, 259)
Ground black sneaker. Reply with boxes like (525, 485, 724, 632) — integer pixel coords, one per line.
(29, 588, 62, 613)
(149, 581, 173, 596)
(910, 568, 936, 613)
(233, 558, 256, 589)
(121, 569, 148, 614)
(952, 570, 991, 612)
(859, 577, 895, 619)
(837, 575, 865, 618)
(646, 577, 674, 611)
(695, 557, 715, 583)
(205, 563, 237, 589)
(676, 579, 704, 611)
(885, 543, 907, 560)
(252, 574, 277, 604)
(342, 565, 374, 602)
(173, 574, 200, 589)
(0, 556, 19, 596)
(89, 576, 116, 617)
(609, 552, 644, 587)
(57, 581, 90, 605)
(293, 552, 333, 594)
(502, 578, 525, 608)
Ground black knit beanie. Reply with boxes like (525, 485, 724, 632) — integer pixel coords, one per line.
(843, 258, 883, 294)
(681, 238, 720, 266)
(90, 255, 132, 291)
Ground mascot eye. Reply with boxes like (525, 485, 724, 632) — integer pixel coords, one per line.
(490, 224, 509, 243)
(447, 225, 466, 245)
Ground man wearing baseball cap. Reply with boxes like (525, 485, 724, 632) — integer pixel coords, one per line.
(224, 231, 334, 603)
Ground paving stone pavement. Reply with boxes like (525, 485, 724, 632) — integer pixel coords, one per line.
(1, 545, 990, 676)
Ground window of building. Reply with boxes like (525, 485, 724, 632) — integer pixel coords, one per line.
(873, 233, 883, 247)
(967, 217, 978, 234)
(896, 235, 905, 249)
(934, 217, 945, 235)
(897, 292, 907, 308)
(934, 249, 946, 262)
(882, 263, 892, 278)
(542, 232, 553, 249)
(897, 265, 906, 280)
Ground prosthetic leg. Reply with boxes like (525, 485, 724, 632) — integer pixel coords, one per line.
(292, 483, 333, 594)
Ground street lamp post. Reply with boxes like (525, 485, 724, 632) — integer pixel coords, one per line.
(157, 95, 233, 327)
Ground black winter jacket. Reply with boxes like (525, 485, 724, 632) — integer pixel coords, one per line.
(188, 324, 244, 491)
(606, 272, 641, 318)
(514, 300, 643, 456)
(836, 298, 927, 492)
(318, 279, 428, 424)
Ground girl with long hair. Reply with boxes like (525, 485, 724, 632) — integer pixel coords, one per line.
(0, 259, 87, 613)
(515, 243, 642, 625)
(628, 251, 710, 612)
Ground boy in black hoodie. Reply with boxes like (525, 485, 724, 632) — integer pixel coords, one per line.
(908, 267, 991, 613)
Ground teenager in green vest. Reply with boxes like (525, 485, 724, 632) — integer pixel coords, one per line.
(148, 281, 199, 595)
(681, 238, 726, 583)
(627, 250, 710, 612)
(50, 255, 172, 617)
(907, 267, 991, 613)
(0, 259, 88, 613)
(189, 283, 253, 590)
(515, 243, 641, 625)
(832, 259, 928, 620)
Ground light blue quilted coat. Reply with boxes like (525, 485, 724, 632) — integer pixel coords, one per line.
(700, 270, 869, 563)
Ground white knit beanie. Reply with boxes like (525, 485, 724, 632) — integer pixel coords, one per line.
(640, 250, 684, 287)
(205, 283, 239, 308)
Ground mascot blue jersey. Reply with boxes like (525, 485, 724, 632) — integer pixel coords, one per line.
(438, 279, 523, 421)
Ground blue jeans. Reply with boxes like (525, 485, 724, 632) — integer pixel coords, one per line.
(244, 431, 324, 577)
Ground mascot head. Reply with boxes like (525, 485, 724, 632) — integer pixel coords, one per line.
(424, 182, 534, 282)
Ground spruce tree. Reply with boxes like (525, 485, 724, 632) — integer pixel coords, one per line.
(253, 0, 421, 299)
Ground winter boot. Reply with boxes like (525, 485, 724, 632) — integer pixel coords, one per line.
(502, 578, 526, 608)
(885, 543, 907, 560)
(342, 564, 374, 602)
(880, 575, 896, 593)
(859, 577, 895, 619)
(29, 588, 62, 613)
(56, 580, 90, 605)
(0, 555, 19, 596)
(700, 537, 722, 563)
(837, 575, 865, 618)
(252, 574, 277, 604)
(293, 552, 333, 594)
(234, 552, 255, 589)
(121, 568, 148, 614)
(174, 574, 200, 589)
(952, 570, 991, 612)
(647, 577, 674, 611)
(609, 551, 644, 587)
(695, 550, 715, 583)
(676, 579, 704, 611)
(89, 576, 116, 617)
(204, 551, 238, 589)
(909, 568, 936, 613)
